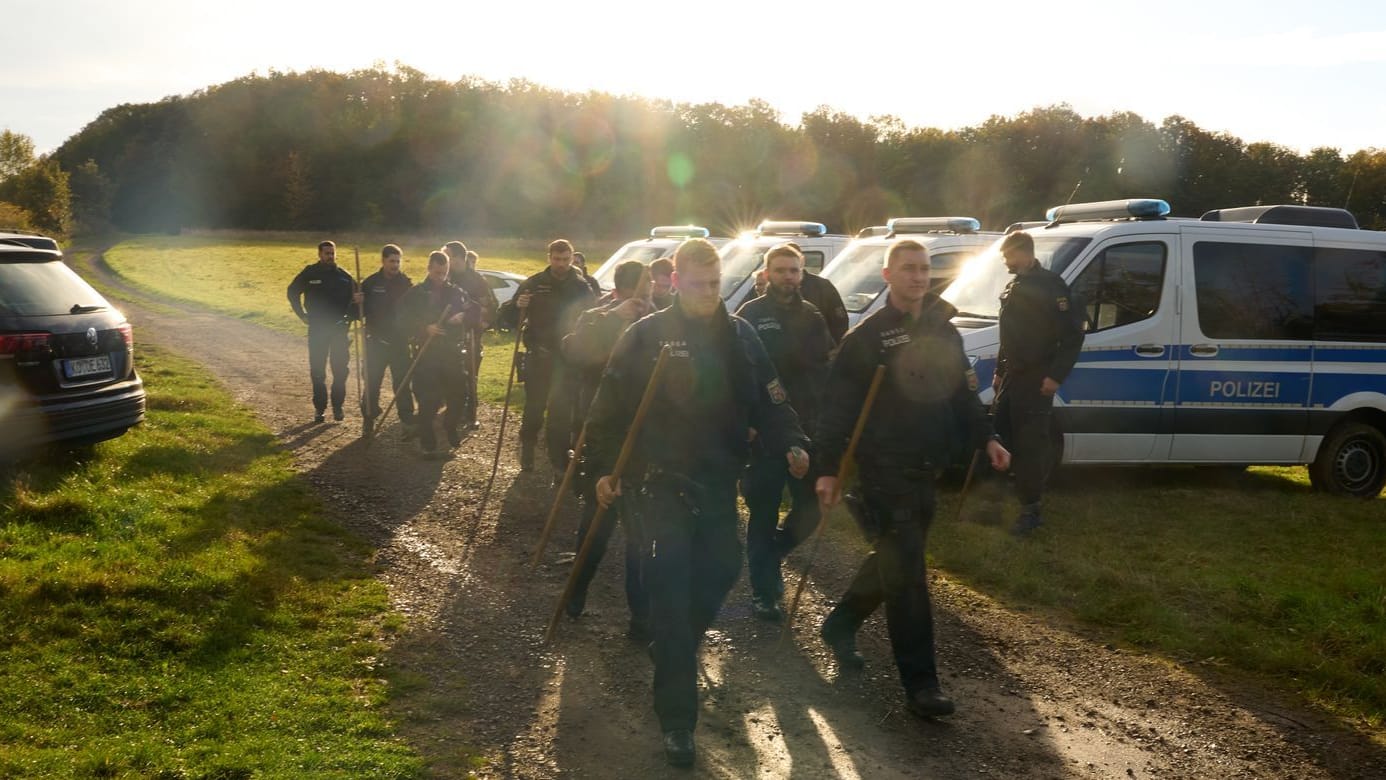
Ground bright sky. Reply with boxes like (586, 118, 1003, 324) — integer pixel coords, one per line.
(4, 0, 1385, 155)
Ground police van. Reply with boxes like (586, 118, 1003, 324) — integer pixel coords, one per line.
(943, 198, 1386, 497)
(821, 216, 1000, 329)
(590, 225, 728, 290)
(719, 220, 852, 308)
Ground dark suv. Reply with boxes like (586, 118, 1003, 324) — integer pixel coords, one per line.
(1, 233, 146, 457)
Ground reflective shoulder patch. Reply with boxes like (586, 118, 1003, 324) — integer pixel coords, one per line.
(965, 368, 979, 392)
(766, 377, 787, 405)
(1056, 296, 1069, 311)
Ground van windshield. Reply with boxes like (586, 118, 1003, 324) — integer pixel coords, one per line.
(822, 243, 888, 313)
(943, 236, 1092, 318)
(718, 241, 766, 300)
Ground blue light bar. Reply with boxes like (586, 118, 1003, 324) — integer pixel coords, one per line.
(649, 225, 711, 239)
(887, 216, 981, 235)
(757, 220, 828, 238)
(1045, 199, 1171, 223)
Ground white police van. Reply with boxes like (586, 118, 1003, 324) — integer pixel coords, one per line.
(821, 216, 1000, 329)
(944, 199, 1386, 496)
(591, 225, 728, 290)
(719, 220, 852, 308)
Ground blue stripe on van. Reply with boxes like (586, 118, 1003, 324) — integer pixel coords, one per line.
(1309, 372, 1386, 407)
(1312, 346, 1386, 363)
(1063, 366, 1169, 404)
(1176, 345, 1312, 362)
(1174, 369, 1310, 406)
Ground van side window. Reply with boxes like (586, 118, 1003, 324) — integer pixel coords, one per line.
(1193, 242, 1313, 340)
(1314, 247, 1386, 342)
(928, 251, 974, 292)
(802, 251, 825, 273)
(1069, 242, 1165, 333)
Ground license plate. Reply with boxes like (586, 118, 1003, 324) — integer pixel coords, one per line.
(65, 354, 112, 378)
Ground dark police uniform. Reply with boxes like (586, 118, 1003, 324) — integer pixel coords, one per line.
(516, 267, 596, 470)
(559, 299, 649, 632)
(361, 269, 415, 426)
(734, 291, 833, 611)
(398, 278, 472, 453)
(798, 271, 848, 344)
(286, 261, 357, 418)
(816, 293, 993, 709)
(994, 263, 1083, 525)
(584, 299, 807, 741)
(448, 265, 499, 426)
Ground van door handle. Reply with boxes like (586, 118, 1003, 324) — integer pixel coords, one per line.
(1190, 344, 1219, 357)
(1134, 344, 1165, 357)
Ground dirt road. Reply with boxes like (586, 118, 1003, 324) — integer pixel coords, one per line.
(86, 253, 1385, 778)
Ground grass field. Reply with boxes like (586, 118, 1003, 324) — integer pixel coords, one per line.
(92, 232, 1386, 739)
(0, 345, 420, 777)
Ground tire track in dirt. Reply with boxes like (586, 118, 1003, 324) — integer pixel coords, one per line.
(81, 251, 1386, 779)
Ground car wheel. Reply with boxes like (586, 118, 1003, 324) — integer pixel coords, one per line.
(1309, 421, 1386, 497)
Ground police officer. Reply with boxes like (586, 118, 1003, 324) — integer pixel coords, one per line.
(572, 251, 604, 297)
(799, 266, 848, 344)
(560, 260, 654, 636)
(398, 251, 473, 456)
(815, 239, 1009, 720)
(587, 238, 809, 768)
(649, 256, 676, 310)
(444, 241, 498, 430)
(286, 240, 357, 423)
(993, 230, 1083, 535)
(360, 244, 416, 434)
(734, 243, 833, 621)
(514, 239, 596, 472)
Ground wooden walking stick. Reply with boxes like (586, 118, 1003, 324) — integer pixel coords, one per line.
(476, 313, 527, 520)
(530, 422, 587, 567)
(780, 364, 888, 645)
(952, 391, 1000, 523)
(354, 247, 366, 434)
(544, 345, 672, 644)
(365, 305, 452, 444)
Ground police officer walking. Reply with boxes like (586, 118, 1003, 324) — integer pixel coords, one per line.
(444, 241, 498, 430)
(993, 230, 1083, 535)
(587, 239, 809, 768)
(559, 260, 654, 636)
(359, 244, 416, 434)
(514, 239, 596, 472)
(398, 251, 473, 456)
(734, 243, 834, 621)
(286, 240, 357, 423)
(815, 239, 1009, 720)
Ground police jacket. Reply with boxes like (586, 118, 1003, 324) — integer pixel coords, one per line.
(584, 299, 809, 484)
(996, 264, 1084, 384)
(562, 298, 642, 411)
(800, 271, 848, 344)
(816, 294, 993, 478)
(516, 267, 596, 353)
(396, 279, 472, 360)
(360, 270, 413, 343)
(735, 291, 833, 435)
(287, 262, 357, 327)
(448, 266, 499, 329)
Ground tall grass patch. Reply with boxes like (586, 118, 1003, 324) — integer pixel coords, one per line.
(0, 345, 420, 777)
(934, 466, 1386, 731)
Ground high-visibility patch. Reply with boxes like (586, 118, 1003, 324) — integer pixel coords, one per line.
(965, 368, 979, 392)
(1057, 296, 1069, 311)
(767, 378, 788, 404)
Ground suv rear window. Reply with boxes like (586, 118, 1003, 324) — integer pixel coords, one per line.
(0, 260, 110, 317)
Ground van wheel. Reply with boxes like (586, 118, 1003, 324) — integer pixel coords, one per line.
(1309, 422, 1386, 497)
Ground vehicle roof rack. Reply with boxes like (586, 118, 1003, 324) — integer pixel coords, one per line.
(857, 226, 889, 238)
(0, 230, 59, 251)
(1045, 199, 1170, 224)
(1199, 205, 1358, 230)
(887, 217, 981, 236)
(1005, 220, 1049, 233)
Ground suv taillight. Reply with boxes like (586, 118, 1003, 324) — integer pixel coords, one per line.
(117, 323, 133, 348)
(0, 332, 51, 357)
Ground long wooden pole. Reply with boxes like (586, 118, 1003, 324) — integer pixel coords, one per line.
(365, 305, 452, 444)
(476, 314, 526, 520)
(544, 345, 672, 643)
(530, 423, 587, 567)
(354, 247, 366, 433)
(780, 364, 888, 645)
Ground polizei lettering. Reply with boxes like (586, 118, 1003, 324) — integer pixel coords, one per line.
(1209, 380, 1281, 400)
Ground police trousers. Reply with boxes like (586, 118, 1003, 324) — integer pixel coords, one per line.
(995, 373, 1054, 506)
(364, 335, 414, 423)
(413, 354, 468, 449)
(307, 323, 350, 413)
(822, 475, 940, 696)
(742, 454, 819, 601)
(571, 483, 648, 627)
(640, 475, 741, 732)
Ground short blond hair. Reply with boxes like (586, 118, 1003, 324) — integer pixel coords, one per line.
(673, 238, 720, 276)
(885, 238, 929, 268)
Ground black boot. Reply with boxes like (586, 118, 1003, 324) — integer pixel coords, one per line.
(662, 729, 695, 768)
(905, 686, 956, 718)
(819, 621, 865, 671)
(1012, 502, 1043, 537)
(520, 441, 536, 471)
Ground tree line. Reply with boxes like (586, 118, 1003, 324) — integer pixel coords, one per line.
(2, 65, 1384, 238)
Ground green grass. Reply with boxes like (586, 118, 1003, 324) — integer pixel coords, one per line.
(933, 465, 1386, 735)
(100, 233, 603, 407)
(0, 345, 421, 778)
